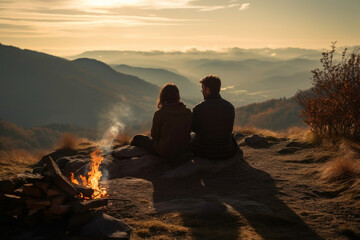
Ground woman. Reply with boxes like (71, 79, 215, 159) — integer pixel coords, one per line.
(130, 83, 192, 161)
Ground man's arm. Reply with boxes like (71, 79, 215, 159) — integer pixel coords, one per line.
(192, 106, 200, 133)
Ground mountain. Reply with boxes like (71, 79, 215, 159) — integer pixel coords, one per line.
(180, 58, 318, 85)
(235, 97, 305, 131)
(111, 64, 200, 99)
(69, 47, 323, 66)
(248, 71, 313, 98)
(0, 43, 159, 128)
(69, 48, 325, 106)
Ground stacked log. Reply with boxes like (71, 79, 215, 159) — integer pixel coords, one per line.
(0, 155, 108, 228)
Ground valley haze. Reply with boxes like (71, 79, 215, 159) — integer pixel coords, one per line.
(1, 43, 356, 130)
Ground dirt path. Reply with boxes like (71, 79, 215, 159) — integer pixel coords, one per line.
(103, 140, 360, 240)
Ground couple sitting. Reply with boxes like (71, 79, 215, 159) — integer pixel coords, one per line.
(131, 75, 240, 162)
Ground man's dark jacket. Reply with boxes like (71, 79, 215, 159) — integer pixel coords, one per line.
(191, 93, 238, 159)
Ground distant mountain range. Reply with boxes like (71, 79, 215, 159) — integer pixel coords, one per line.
(70, 48, 324, 106)
(111, 64, 200, 100)
(0, 43, 159, 128)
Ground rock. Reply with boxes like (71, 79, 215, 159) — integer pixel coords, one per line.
(277, 147, 301, 155)
(225, 198, 274, 215)
(265, 136, 282, 143)
(58, 156, 90, 176)
(112, 145, 148, 159)
(109, 154, 163, 178)
(161, 160, 198, 179)
(162, 153, 241, 179)
(155, 198, 226, 216)
(244, 135, 270, 148)
(234, 133, 246, 141)
(76, 212, 132, 240)
(285, 141, 312, 148)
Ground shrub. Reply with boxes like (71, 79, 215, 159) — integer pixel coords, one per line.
(296, 43, 360, 141)
(56, 133, 77, 151)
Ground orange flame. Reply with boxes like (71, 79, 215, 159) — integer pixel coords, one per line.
(70, 149, 108, 199)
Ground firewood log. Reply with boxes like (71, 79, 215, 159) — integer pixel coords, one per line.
(46, 187, 65, 198)
(51, 195, 66, 205)
(48, 204, 71, 215)
(22, 183, 44, 198)
(43, 155, 79, 196)
(25, 198, 51, 208)
(72, 198, 108, 213)
(70, 183, 94, 199)
(34, 182, 51, 193)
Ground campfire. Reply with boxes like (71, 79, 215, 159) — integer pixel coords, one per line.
(70, 149, 108, 199)
(0, 149, 119, 237)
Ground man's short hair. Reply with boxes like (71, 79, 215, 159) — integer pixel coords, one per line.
(199, 75, 221, 94)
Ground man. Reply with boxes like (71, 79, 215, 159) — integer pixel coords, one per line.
(191, 75, 240, 159)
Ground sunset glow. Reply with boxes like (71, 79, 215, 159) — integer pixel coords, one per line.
(0, 0, 359, 55)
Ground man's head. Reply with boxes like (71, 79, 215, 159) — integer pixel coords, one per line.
(199, 75, 221, 98)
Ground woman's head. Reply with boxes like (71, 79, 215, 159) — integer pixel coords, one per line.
(157, 83, 180, 109)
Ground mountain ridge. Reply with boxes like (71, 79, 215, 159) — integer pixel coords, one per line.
(0, 43, 159, 128)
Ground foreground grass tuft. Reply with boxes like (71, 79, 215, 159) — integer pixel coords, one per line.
(56, 133, 78, 151)
(321, 158, 360, 182)
(131, 220, 190, 239)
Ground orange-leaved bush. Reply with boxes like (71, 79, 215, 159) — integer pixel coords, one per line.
(296, 43, 360, 141)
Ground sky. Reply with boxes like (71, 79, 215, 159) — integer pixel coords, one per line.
(0, 0, 359, 56)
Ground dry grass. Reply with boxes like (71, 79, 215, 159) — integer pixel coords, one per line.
(320, 158, 360, 182)
(233, 126, 279, 138)
(234, 126, 320, 144)
(55, 133, 78, 151)
(281, 127, 317, 143)
(348, 179, 360, 200)
(130, 220, 190, 239)
(0, 149, 46, 177)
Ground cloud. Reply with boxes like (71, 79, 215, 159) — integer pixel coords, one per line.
(82, 0, 195, 9)
(199, 6, 225, 12)
(230, 89, 269, 98)
(221, 85, 235, 91)
(239, 3, 250, 11)
(0, 0, 250, 39)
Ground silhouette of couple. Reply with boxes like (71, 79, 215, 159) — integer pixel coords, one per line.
(131, 75, 240, 162)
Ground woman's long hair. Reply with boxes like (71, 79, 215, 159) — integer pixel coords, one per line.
(157, 83, 180, 109)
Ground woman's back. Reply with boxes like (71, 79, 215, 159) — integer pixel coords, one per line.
(151, 102, 192, 159)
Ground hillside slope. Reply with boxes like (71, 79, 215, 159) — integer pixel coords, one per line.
(235, 97, 305, 130)
(0, 44, 159, 128)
